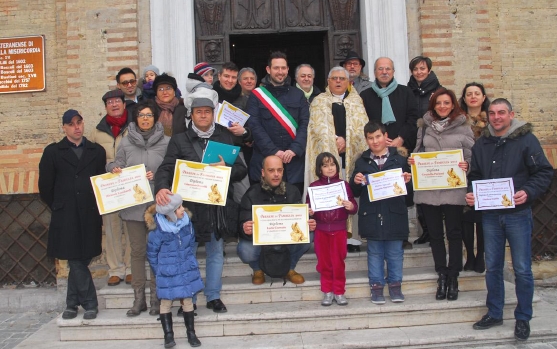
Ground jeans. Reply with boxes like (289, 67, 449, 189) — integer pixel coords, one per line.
(367, 240, 404, 286)
(421, 204, 464, 277)
(196, 233, 224, 302)
(483, 208, 534, 321)
(67, 259, 98, 310)
(237, 233, 313, 271)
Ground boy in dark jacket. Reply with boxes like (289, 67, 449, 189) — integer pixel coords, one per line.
(350, 121, 412, 304)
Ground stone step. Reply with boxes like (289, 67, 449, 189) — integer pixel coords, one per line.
(202, 241, 435, 278)
(101, 267, 486, 309)
(20, 298, 557, 348)
(59, 283, 529, 342)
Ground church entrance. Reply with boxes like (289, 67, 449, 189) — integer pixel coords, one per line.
(194, 0, 361, 91)
(230, 31, 328, 90)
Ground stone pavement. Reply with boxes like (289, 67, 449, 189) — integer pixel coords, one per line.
(0, 312, 58, 349)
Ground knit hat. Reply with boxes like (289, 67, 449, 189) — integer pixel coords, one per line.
(153, 73, 178, 91)
(339, 50, 366, 69)
(190, 97, 215, 110)
(102, 89, 125, 103)
(62, 109, 82, 125)
(156, 193, 183, 222)
(143, 65, 160, 77)
(194, 62, 216, 77)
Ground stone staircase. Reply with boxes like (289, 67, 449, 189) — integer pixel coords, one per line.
(53, 237, 557, 348)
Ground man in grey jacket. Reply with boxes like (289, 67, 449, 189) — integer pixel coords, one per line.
(340, 50, 371, 94)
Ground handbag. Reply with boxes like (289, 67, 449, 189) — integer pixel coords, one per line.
(216, 197, 240, 238)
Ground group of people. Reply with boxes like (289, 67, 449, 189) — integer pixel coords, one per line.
(38, 49, 553, 347)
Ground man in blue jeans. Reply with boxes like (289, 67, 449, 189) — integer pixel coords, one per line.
(155, 97, 247, 313)
(238, 155, 316, 285)
(466, 98, 553, 341)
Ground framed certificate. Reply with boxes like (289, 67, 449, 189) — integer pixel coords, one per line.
(411, 149, 467, 191)
(472, 178, 515, 210)
(366, 168, 407, 202)
(307, 182, 348, 212)
(252, 204, 309, 245)
(216, 100, 250, 127)
(171, 160, 231, 206)
(90, 164, 153, 215)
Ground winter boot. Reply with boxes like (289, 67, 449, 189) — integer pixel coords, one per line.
(160, 313, 175, 348)
(126, 287, 147, 317)
(436, 274, 448, 300)
(183, 310, 201, 347)
(447, 276, 459, 301)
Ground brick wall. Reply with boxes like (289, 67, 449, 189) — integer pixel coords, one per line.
(0, 0, 141, 194)
(1, 0, 556, 195)
(418, 0, 557, 142)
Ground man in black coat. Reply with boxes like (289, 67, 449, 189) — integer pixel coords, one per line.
(238, 155, 316, 286)
(38, 109, 106, 320)
(155, 97, 247, 314)
(360, 57, 419, 250)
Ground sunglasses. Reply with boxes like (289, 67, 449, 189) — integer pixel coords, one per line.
(120, 79, 137, 86)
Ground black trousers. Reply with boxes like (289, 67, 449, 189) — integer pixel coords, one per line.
(421, 204, 464, 277)
(67, 258, 98, 310)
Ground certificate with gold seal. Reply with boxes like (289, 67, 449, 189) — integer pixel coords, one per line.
(252, 204, 309, 246)
(411, 149, 466, 191)
(171, 160, 231, 206)
(472, 178, 515, 210)
(366, 168, 407, 202)
(90, 164, 153, 215)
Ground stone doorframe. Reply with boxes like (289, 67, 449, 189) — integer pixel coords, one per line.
(150, 0, 409, 92)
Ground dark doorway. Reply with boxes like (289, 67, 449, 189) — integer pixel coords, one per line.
(230, 31, 328, 91)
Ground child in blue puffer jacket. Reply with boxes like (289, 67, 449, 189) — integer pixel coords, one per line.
(146, 193, 203, 348)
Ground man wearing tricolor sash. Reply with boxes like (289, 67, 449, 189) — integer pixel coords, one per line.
(246, 51, 310, 195)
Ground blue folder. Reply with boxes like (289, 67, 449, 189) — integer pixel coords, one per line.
(201, 140, 241, 165)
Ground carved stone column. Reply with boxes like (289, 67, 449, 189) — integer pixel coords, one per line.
(359, 0, 409, 84)
(150, 0, 196, 92)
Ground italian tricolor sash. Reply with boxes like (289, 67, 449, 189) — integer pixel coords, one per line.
(252, 86, 298, 139)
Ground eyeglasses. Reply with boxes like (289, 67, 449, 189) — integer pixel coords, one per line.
(329, 76, 347, 81)
(138, 113, 154, 119)
(344, 61, 361, 67)
(119, 79, 137, 86)
(106, 99, 123, 105)
(157, 86, 174, 92)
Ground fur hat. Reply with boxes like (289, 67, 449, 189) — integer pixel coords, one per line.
(156, 193, 183, 222)
(194, 62, 216, 77)
(143, 65, 160, 77)
(153, 73, 178, 92)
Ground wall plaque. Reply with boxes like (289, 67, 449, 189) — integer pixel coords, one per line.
(0, 35, 46, 94)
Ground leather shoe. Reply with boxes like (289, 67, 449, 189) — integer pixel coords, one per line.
(347, 244, 360, 253)
(206, 299, 227, 313)
(83, 308, 98, 320)
(402, 240, 413, 250)
(286, 270, 305, 284)
(473, 314, 503, 330)
(125, 274, 132, 285)
(107, 275, 122, 286)
(252, 270, 265, 285)
(514, 320, 530, 341)
(62, 306, 78, 319)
